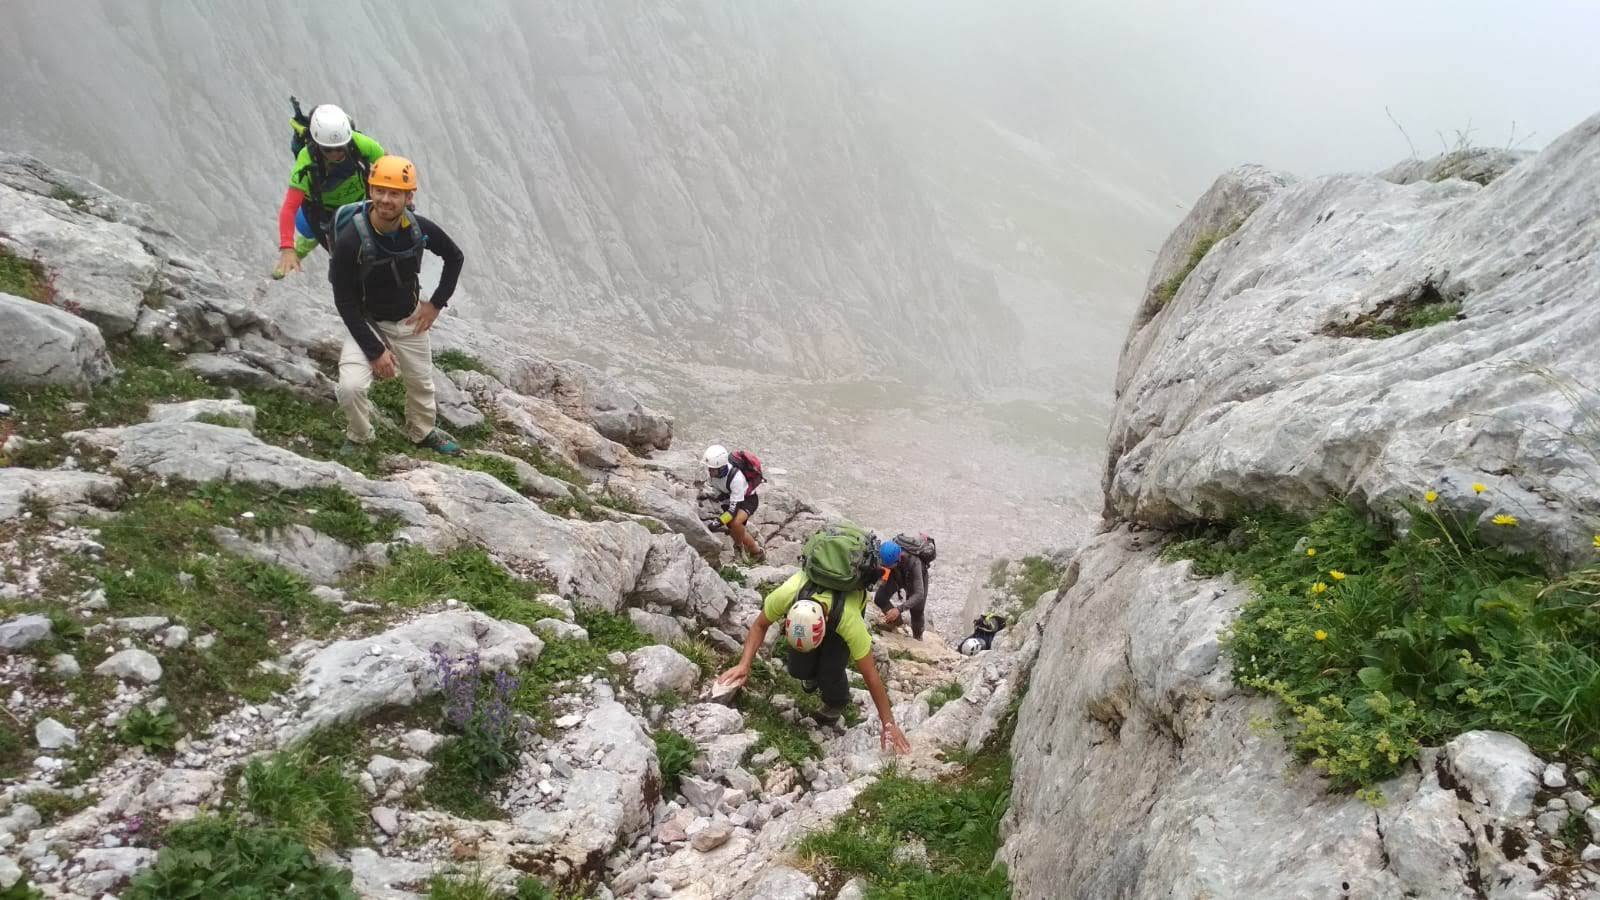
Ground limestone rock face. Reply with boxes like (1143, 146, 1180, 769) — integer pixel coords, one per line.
(1104, 116, 1600, 568)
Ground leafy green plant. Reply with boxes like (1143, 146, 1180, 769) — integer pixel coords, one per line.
(119, 706, 180, 753)
(1168, 501, 1600, 788)
(49, 185, 90, 211)
(927, 682, 964, 715)
(718, 566, 748, 586)
(652, 730, 697, 794)
(433, 350, 492, 375)
(420, 649, 526, 819)
(18, 788, 95, 825)
(126, 817, 356, 899)
(242, 748, 363, 848)
(0, 876, 44, 900)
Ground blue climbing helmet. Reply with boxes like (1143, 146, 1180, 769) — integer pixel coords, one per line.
(878, 538, 903, 568)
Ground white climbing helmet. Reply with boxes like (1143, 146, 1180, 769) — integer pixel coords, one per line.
(703, 444, 730, 470)
(782, 599, 827, 652)
(308, 104, 354, 149)
(959, 637, 986, 656)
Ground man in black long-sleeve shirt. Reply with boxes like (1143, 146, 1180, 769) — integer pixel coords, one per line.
(330, 155, 466, 455)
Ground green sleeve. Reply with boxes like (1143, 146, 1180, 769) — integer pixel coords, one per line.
(287, 148, 313, 192)
(838, 592, 873, 660)
(762, 572, 805, 623)
(353, 132, 385, 163)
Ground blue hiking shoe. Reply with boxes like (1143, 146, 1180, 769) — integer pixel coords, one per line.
(417, 429, 463, 457)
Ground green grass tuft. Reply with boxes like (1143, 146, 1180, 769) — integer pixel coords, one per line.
(926, 682, 964, 715)
(433, 350, 492, 375)
(1153, 223, 1239, 308)
(0, 245, 50, 304)
(353, 546, 558, 627)
(241, 748, 364, 848)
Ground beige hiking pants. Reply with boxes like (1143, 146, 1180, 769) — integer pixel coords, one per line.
(336, 319, 436, 444)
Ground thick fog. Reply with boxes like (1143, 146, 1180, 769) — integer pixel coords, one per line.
(4, 0, 1598, 626)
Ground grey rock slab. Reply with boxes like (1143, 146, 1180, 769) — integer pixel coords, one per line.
(67, 421, 355, 491)
(0, 292, 114, 387)
(1002, 530, 1408, 899)
(628, 644, 699, 697)
(370, 806, 400, 836)
(281, 610, 542, 742)
(0, 614, 52, 652)
(533, 618, 589, 642)
(628, 608, 687, 645)
(94, 648, 162, 683)
(77, 846, 156, 877)
(213, 524, 372, 585)
(1444, 731, 1543, 822)
(738, 866, 818, 900)
(110, 616, 169, 633)
(432, 370, 485, 431)
(510, 699, 658, 870)
(49, 653, 80, 677)
(666, 704, 744, 743)
(390, 462, 653, 612)
(0, 856, 18, 889)
(146, 398, 258, 431)
(1379, 776, 1473, 898)
(0, 469, 123, 522)
(690, 820, 733, 852)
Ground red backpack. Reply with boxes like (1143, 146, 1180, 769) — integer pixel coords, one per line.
(730, 450, 765, 492)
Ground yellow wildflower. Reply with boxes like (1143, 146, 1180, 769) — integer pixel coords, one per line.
(1472, 482, 1486, 494)
(1306, 547, 1317, 557)
(1423, 490, 1437, 503)
(1492, 514, 1518, 527)
(1314, 630, 1328, 641)
(1311, 582, 1328, 594)
(1329, 570, 1346, 581)
(1592, 534, 1600, 550)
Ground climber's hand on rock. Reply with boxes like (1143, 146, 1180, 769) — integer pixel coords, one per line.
(882, 721, 910, 755)
(716, 663, 751, 690)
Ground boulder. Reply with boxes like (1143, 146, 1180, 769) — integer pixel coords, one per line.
(534, 618, 589, 642)
(0, 181, 158, 336)
(281, 610, 542, 742)
(0, 614, 52, 652)
(67, 421, 354, 491)
(1443, 731, 1543, 822)
(628, 645, 699, 697)
(0, 292, 114, 387)
(628, 608, 687, 645)
(666, 704, 745, 743)
(0, 469, 123, 522)
(94, 648, 162, 683)
(147, 398, 258, 430)
(1379, 774, 1474, 897)
(34, 718, 76, 750)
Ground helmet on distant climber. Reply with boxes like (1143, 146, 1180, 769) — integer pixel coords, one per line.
(959, 637, 986, 656)
(878, 539, 903, 568)
(308, 104, 354, 148)
(783, 599, 827, 652)
(368, 156, 418, 192)
(703, 444, 730, 471)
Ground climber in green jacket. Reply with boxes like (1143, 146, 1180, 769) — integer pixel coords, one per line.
(273, 102, 386, 278)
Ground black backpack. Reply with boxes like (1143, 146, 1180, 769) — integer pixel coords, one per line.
(893, 532, 937, 567)
(331, 201, 427, 288)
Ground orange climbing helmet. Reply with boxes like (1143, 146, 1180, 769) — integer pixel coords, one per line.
(368, 155, 418, 192)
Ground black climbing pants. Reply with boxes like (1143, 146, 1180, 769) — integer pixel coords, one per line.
(784, 631, 851, 713)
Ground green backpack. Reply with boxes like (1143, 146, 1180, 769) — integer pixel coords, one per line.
(800, 522, 881, 592)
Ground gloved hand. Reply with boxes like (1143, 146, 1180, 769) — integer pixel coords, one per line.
(703, 517, 725, 533)
(719, 512, 733, 526)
